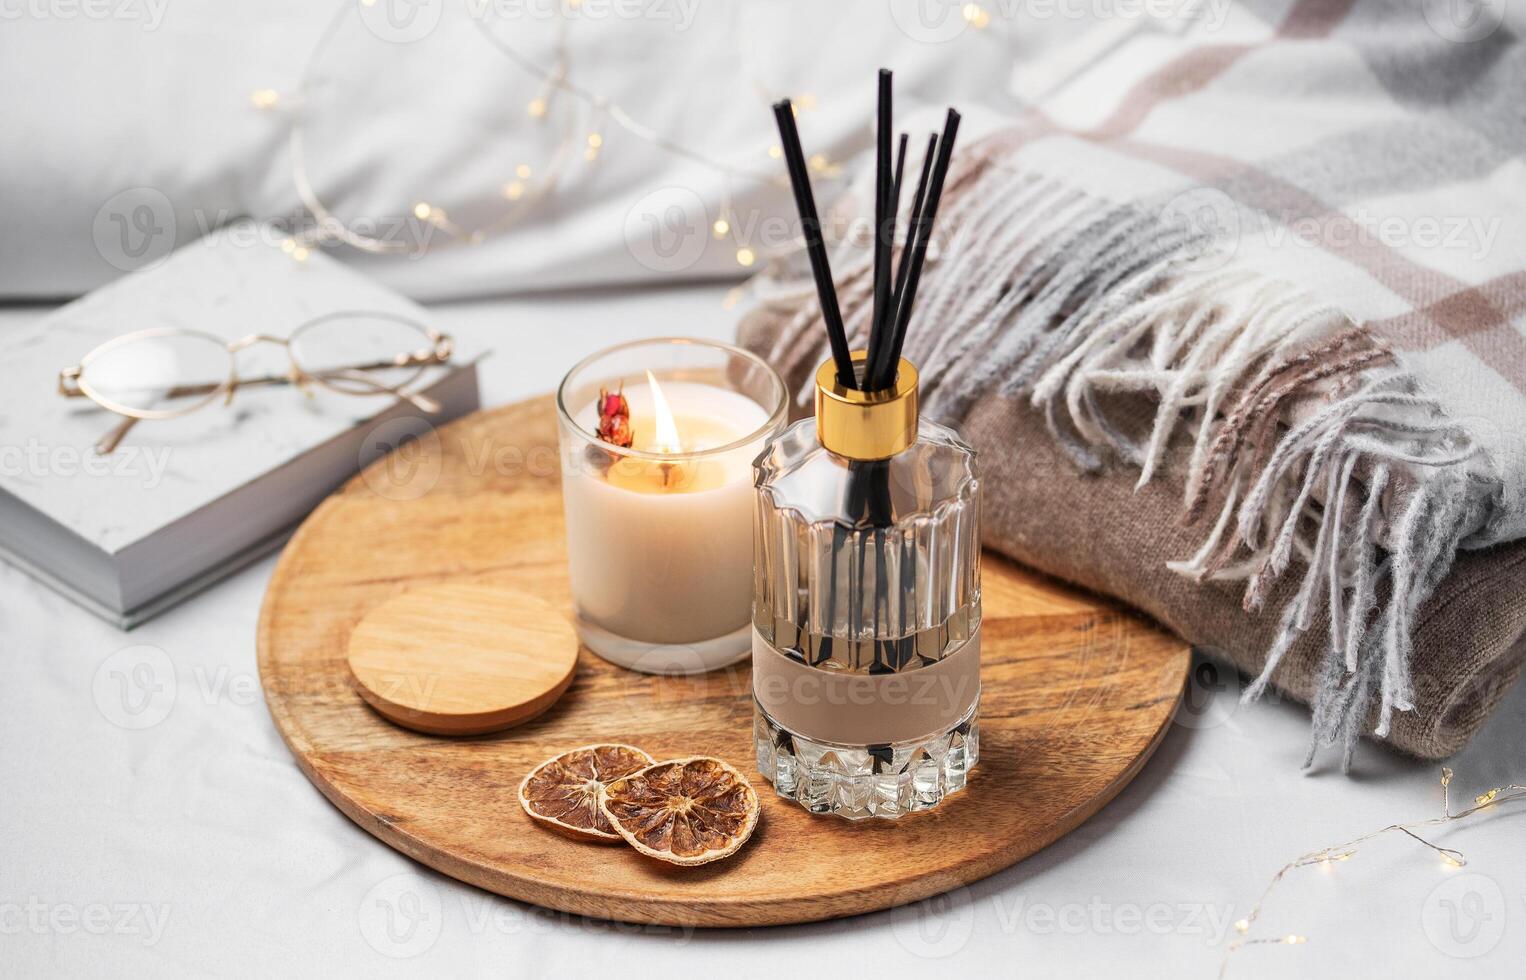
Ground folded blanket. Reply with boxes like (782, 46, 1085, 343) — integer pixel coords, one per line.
(739, 6, 1526, 764)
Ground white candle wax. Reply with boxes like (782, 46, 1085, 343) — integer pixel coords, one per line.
(561, 380, 767, 650)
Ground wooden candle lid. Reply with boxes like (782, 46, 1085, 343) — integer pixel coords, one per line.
(346, 581, 578, 736)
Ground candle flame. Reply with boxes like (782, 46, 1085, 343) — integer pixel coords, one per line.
(645, 370, 683, 454)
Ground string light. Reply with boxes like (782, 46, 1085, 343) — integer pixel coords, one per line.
(264, 0, 578, 255)
(961, 3, 992, 30)
(256, 1, 875, 261)
(712, 218, 730, 238)
(1219, 767, 1526, 978)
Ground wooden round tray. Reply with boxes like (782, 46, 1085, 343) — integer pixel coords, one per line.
(257, 397, 1190, 927)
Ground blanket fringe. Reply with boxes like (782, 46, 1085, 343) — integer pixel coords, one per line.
(766, 163, 1490, 767)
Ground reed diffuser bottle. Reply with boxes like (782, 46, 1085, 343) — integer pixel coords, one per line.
(757, 69, 976, 818)
(752, 353, 980, 819)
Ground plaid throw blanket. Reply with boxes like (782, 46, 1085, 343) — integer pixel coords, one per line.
(746, 1, 1526, 765)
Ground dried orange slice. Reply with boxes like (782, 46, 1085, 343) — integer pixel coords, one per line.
(518, 744, 655, 842)
(598, 757, 760, 866)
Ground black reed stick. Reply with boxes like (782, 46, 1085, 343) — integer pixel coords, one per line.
(869, 132, 937, 390)
(773, 99, 858, 390)
(891, 132, 908, 221)
(868, 130, 911, 384)
(869, 69, 894, 378)
(876, 108, 960, 391)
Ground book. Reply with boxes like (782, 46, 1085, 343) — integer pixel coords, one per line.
(0, 225, 480, 627)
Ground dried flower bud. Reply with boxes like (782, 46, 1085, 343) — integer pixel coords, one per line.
(596, 386, 633, 448)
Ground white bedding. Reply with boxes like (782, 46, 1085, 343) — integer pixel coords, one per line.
(0, 0, 1028, 300)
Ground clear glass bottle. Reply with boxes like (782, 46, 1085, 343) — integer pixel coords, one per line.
(751, 353, 981, 819)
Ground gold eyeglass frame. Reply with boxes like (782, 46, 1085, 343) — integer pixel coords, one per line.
(58, 310, 454, 454)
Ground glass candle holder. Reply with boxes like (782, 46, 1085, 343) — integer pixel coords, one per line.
(557, 338, 787, 675)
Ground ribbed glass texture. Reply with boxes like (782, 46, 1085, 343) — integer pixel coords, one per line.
(754, 703, 979, 820)
(752, 415, 981, 817)
(752, 416, 981, 673)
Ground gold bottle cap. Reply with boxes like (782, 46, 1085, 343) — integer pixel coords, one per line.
(814, 351, 919, 461)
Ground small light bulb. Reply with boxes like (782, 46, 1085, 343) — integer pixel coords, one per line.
(809, 153, 828, 171)
(527, 97, 548, 118)
(1442, 854, 1465, 868)
(515, 163, 532, 179)
(250, 89, 280, 110)
(1283, 934, 1305, 945)
(280, 238, 296, 254)
(796, 93, 817, 110)
(736, 247, 756, 267)
(291, 246, 310, 262)
(1234, 919, 1249, 934)
(413, 202, 432, 220)
(503, 181, 526, 201)
(962, 3, 990, 28)
(586, 132, 603, 148)
(583, 147, 599, 162)
(767, 145, 782, 160)
(711, 218, 730, 238)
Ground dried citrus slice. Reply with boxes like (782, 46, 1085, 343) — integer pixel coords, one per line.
(598, 757, 760, 866)
(518, 744, 655, 842)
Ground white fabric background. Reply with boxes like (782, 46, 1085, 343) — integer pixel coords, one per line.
(3, 292, 1524, 978)
(0, 0, 1030, 300)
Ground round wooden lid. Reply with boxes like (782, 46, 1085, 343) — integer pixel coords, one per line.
(346, 581, 578, 736)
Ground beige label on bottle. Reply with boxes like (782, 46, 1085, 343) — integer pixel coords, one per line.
(751, 627, 980, 745)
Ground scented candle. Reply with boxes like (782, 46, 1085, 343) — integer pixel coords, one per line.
(556, 338, 786, 674)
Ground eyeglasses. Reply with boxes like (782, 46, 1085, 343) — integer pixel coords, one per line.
(58, 310, 454, 453)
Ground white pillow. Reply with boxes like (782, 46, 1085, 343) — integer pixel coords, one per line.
(0, 0, 1024, 301)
